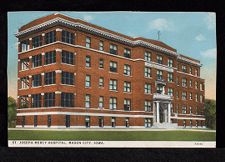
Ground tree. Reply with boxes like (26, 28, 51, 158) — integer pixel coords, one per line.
(8, 96, 17, 128)
(204, 99, 216, 130)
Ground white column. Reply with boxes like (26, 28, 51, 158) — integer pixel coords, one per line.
(153, 102, 155, 122)
(168, 103, 171, 123)
(156, 101, 160, 123)
(162, 86, 165, 94)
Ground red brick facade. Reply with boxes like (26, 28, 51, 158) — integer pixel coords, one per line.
(16, 13, 205, 129)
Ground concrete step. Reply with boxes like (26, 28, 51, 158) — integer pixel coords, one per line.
(152, 122, 178, 129)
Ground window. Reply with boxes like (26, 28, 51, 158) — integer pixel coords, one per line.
(86, 37, 91, 48)
(157, 70, 163, 80)
(99, 41, 104, 51)
(195, 94, 198, 102)
(200, 83, 204, 91)
(183, 120, 186, 127)
(145, 67, 151, 78)
(99, 59, 104, 68)
(182, 65, 187, 73)
(145, 118, 152, 127)
(45, 72, 56, 85)
(85, 116, 90, 128)
(182, 78, 187, 87)
(125, 118, 129, 127)
(65, 115, 70, 128)
(189, 93, 193, 100)
(20, 77, 29, 89)
(62, 30, 74, 44)
(124, 81, 131, 92)
(32, 74, 42, 87)
(144, 51, 151, 62)
(110, 61, 117, 72)
(62, 51, 74, 65)
(144, 83, 151, 94)
(86, 56, 91, 67)
(124, 48, 131, 58)
(32, 54, 42, 68)
(195, 69, 198, 76)
(32, 94, 41, 108)
(109, 97, 117, 110)
(61, 93, 74, 107)
(144, 100, 151, 112)
(85, 75, 91, 87)
(200, 95, 203, 103)
(62, 72, 74, 85)
(99, 96, 104, 108)
(168, 73, 173, 82)
(47, 115, 51, 127)
(45, 31, 56, 44)
(157, 85, 163, 94)
(99, 116, 104, 127)
(34, 115, 37, 127)
(21, 40, 29, 52)
(111, 117, 116, 127)
(182, 92, 187, 100)
(32, 35, 42, 48)
(157, 55, 163, 64)
(196, 120, 199, 127)
(124, 99, 131, 111)
(20, 95, 29, 108)
(124, 64, 131, 76)
(195, 81, 198, 89)
(182, 106, 187, 114)
(109, 44, 118, 55)
(85, 94, 91, 108)
(44, 93, 55, 107)
(189, 67, 192, 74)
(168, 59, 173, 67)
(189, 79, 192, 87)
(20, 58, 29, 70)
(45, 51, 56, 65)
(109, 79, 117, 91)
(190, 107, 193, 114)
(99, 77, 104, 87)
(168, 88, 173, 96)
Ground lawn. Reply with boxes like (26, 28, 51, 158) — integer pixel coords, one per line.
(8, 130, 216, 141)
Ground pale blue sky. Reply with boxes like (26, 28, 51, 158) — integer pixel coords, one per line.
(7, 11, 216, 100)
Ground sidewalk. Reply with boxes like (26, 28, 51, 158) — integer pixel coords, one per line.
(8, 128, 216, 132)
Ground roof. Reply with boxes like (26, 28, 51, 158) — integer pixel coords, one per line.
(16, 13, 202, 66)
(18, 13, 177, 52)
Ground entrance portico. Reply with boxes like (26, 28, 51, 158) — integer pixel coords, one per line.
(153, 78, 173, 126)
(153, 100, 172, 124)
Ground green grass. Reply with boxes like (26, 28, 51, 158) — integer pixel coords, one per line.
(8, 130, 216, 141)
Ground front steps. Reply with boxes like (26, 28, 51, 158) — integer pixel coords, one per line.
(152, 122, 178, 129)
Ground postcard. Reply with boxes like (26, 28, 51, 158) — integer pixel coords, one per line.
(7, 11, 216, 148)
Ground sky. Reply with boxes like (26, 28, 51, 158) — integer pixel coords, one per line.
(7, 11, 217, 100)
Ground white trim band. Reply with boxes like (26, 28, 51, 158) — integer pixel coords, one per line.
(17, 111, 154, 118)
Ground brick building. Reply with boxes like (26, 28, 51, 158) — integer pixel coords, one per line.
(15, 13, 205, 128)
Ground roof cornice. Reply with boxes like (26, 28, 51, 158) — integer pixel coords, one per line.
(177, 55, 201, 67)
(15, 17, 178, 57)
(15, 16, 201, 66)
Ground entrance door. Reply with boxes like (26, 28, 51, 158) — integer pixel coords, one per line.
(159, 106, 165, 123)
